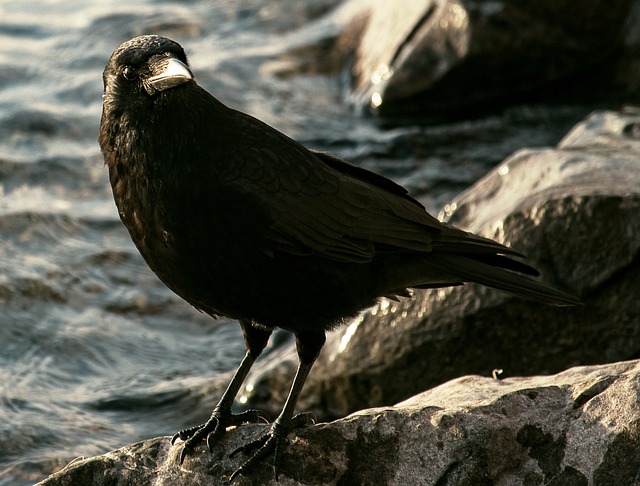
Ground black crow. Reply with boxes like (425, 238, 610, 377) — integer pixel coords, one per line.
(99, 35, 579, 481)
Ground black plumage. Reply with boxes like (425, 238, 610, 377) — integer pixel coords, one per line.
(99, 35, 579, 480)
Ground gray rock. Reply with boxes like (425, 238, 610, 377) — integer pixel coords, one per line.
(350, 0, 640, 114)
(242, 108, 640, 421)
(37, 359, 640, 485)
(262, 0, 640, 114)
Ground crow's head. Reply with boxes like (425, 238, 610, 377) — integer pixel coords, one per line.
(102, 35, 194, 115)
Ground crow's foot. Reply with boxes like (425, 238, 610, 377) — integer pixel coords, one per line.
(228, 412, 315, 482)
(172, 407, 270, 464)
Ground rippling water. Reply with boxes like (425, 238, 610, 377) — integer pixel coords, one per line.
(0, 1, 595, 483)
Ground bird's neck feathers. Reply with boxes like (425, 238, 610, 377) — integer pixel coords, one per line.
(99, 82, 233, 185)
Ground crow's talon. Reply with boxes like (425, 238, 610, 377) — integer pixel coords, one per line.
(291, 412, 316, 428)
(171, 425, 201, 445)
(229, 414, 313, 481)
(206, 425, 227, 452)
(229, 434, 269, 458)
(229, 432, 285, 481)
(234, 409, 271, 424)
(179, 444, 192, 464)
(172, 408, 271, 463)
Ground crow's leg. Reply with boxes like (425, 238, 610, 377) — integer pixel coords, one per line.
(229, 330, 325, 481)
(172, 320, 272, 463)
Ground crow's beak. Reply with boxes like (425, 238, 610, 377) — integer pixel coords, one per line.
(145, 57, 194, 95)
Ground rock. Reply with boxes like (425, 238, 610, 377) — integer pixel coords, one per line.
(350, 0, 640, 115)
(37, 359, 640, 485)
(241, 108, 640, 421)
(261, 0, 640, 115)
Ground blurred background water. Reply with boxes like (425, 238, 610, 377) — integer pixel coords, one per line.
(0, 0, 602, 484)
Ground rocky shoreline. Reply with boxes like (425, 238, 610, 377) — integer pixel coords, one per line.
(38, 107, 640, 485)
(39, 359, 640, 485)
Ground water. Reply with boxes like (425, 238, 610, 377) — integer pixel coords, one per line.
(0, 1, 596, 483)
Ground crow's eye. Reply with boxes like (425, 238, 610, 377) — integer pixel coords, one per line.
(122, 66, 137, 81)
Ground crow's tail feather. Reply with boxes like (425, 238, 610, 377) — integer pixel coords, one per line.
(418, 253, 580, 306)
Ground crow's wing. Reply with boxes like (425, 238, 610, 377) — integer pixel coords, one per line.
(214, 105, 522, 264)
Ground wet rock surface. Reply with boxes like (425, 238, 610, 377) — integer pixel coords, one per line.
(38, 359, 640, 485)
